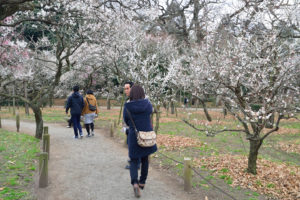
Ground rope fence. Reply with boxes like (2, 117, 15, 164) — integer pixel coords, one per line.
(156, 151, 237, 200)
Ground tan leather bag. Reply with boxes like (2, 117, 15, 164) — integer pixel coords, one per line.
(137, 131, 157, 147)
(126, 109, 156, 147)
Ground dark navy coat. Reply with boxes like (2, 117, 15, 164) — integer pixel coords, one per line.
(65, 92, 85, 115)
(123, 99, 157, 159)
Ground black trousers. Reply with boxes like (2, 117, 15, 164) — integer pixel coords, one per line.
(130, 156, 149, 185)
(85, 123, 94, 135)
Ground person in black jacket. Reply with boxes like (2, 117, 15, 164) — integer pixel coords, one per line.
(66, 86, 85, 139)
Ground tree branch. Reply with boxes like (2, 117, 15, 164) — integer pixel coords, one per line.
(0, 92, 30, 104)
(0, 18, 58, 27)
(182, 119, 247, 137)
(0, 0, 32, 5)
(182, 119, 206, 132)
(260, 114, 283, 140)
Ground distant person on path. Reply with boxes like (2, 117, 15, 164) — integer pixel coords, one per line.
(66, 85, 85, 139)
(123, 85, 157, 198)
(64, 95, 73, 128)
(81, 89, 99, 137)
(184, 97, 188, 108)
(66, 118, 72, 128)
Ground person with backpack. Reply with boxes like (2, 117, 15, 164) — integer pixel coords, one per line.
(81, 89, 99, 137)
(66, 86, 85, 139)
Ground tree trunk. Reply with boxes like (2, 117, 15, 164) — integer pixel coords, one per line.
(118, 95, 125, 125)
(12, 86, 16, 115)
(49, 96, 54, 108)
(24, 81, 29, 115)
(154, 105, 160, 133)
(166, 102, 169, 117)
(171, 101, 175, 114)
(199, 99, 212, 122)
(179, 90, 182, 105)
(223, 108, 227, 118)
(31, 105, 44, 139)
(247, 139, 263, 174)
(195, 99, 199, 111)
(107, 95, 111, 110)
(193, 0, 205, 44)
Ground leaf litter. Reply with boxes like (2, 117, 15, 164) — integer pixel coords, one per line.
(194, 155, 300, 200)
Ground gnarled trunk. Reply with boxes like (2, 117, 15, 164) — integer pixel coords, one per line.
(247, 139, 263, 174)
(31, 105, 43, 139)
(199, 99, 212, 122)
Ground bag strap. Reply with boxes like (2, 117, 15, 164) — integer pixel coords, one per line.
(125, 108, 138, 134)
(86, 98, 91, 105)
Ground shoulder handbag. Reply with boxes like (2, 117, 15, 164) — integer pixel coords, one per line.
(86, 98, 97, 111)
(126, 108, 156, 147)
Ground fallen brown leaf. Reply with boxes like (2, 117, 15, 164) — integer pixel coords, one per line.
(194, 155, 300, 200)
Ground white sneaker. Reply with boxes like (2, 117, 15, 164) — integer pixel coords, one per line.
(91, 131, 94, 136)
(73, 136, 79, 139)
(80, 133, 83, 138)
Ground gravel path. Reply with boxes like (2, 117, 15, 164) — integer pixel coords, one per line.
(2, 119, 199, 200)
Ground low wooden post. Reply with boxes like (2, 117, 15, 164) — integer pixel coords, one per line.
(43, 134, 50, 160)
(16, 112, 20, 132)
(0, 116, 2, 128)
(43, 126, 48, 135)
(184, 157, 192, 192)
(39, 152, 48, 188)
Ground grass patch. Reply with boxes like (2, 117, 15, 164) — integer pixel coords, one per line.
(0, 129, 40, 200)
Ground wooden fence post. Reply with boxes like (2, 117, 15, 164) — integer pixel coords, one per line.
(43, 126, 48, 135)
(0, 116, 2, 128)
(16, 112, 20, 132)
(43, 134, 50, 160)
(184, 157, 192, 192)
(39, 152, 48, 188)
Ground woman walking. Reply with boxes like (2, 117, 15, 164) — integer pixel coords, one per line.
(81, 89, 99, 137)
(123, 85, 157, 198)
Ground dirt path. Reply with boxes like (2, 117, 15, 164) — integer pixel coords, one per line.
(2, 119, 203, 200)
